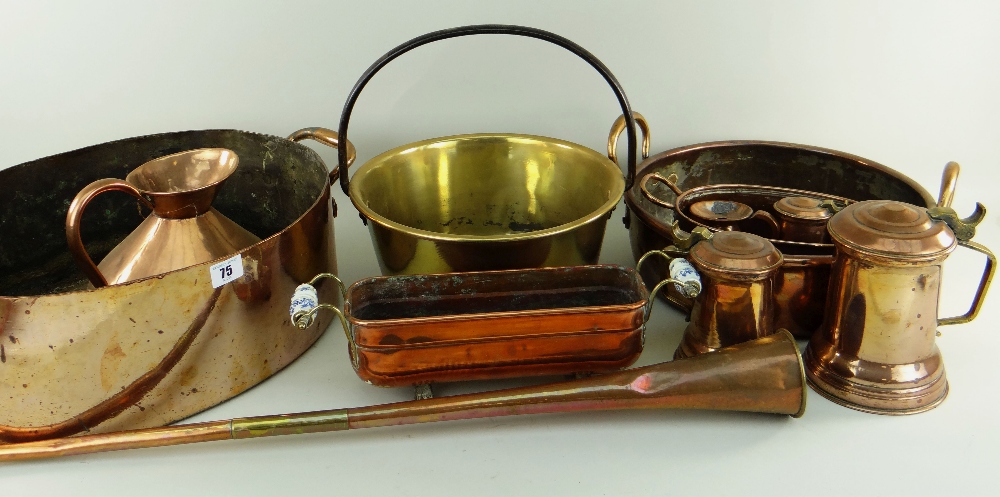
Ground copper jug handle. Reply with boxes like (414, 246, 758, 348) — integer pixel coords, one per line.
(608, 112, 650, 167)
(334, 24, 639, 195)
(287, 127, 357, 184)
(640, 172, 684, 209)
(66, 178, 154, 288)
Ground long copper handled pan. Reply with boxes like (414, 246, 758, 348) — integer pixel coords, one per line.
(0, 331, 806, 462)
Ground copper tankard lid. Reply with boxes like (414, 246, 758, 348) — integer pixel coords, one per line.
(690, 231, 782, 274)
(774, 196, 837, 221)
(827, 200, 956, 259)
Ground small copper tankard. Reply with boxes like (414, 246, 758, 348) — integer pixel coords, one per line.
(805, 163, 995, 414)
(674, 230, 783, 359)
(773, 196, 843, 243)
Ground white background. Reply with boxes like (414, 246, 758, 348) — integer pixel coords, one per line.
(2, 1, 999, 495)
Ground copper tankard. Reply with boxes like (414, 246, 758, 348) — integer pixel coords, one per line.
(805, 163, 995, 414)
(673, 230, 784, 359)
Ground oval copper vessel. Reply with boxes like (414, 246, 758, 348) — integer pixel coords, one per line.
(0, 130, 341, 443)
(614, 137, 934, 339)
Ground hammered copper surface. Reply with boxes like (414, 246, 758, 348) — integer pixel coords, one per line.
(0, 331, 806, 462)
(341, 265, 648, 386)
(0, 130, 338, 442)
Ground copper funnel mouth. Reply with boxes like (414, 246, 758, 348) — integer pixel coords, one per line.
(126, 148, 239, 218)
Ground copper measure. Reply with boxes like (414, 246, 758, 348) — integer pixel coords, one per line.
(65, 148, 260, 287)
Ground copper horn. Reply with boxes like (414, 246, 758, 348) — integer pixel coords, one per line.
(0, 331, 806, 462)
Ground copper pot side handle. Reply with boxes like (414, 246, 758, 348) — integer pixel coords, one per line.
(608, 112, 649, 167)
(288, 127, 357, 184)
(640, 172, 684, 209)
(65, 178, 154, 288)
(0, 287, 223, 443)
(938, 239, 995, 327)
(289, 273, 357, 368)
(937, 161, 960, 208)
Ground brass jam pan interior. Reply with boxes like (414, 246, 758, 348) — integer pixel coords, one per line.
(350, 134, 624, 242)
(344, 134, 626, 274)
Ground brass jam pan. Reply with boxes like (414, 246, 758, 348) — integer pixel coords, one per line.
(289, 258, 700, 391)
(607, 116, 937, 339)
(291, 25, 640, 275)
(0, 129, 347, 443)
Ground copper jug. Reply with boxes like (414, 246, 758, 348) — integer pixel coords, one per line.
(773, 196, 843, 243)
(674, 230, 784, 359)
(66, 148, 261, 287)
(804, 164, 995, 414)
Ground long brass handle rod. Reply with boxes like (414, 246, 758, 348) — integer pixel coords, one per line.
(0, 332, 804, 462)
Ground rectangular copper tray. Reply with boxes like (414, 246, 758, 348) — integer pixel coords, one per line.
(343, 265, 649, 387)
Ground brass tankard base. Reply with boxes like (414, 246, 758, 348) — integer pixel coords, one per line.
(804, 339, 949, 415)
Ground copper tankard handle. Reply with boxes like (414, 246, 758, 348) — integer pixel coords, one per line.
(608, 112, 650, 167)
(333, 24, 640, 196)
(287, 127, 357, 184)
(938, 239, 996, 326)
(65, 178, 154, 288)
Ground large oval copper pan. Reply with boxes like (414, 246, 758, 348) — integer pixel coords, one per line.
(0, 130, 338, 442)
(621, 139, 935, 338)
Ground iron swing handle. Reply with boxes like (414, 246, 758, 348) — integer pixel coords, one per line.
(332, 24, 640, 196)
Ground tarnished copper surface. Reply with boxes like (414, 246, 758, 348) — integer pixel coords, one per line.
(806, 170, 995, 414)
(338, 265, 651, 386)
(618, 139, 935, 339)
(675, 232, 783, 358)
(0, 331, 806, 462)
(0, 130, 339, 442)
